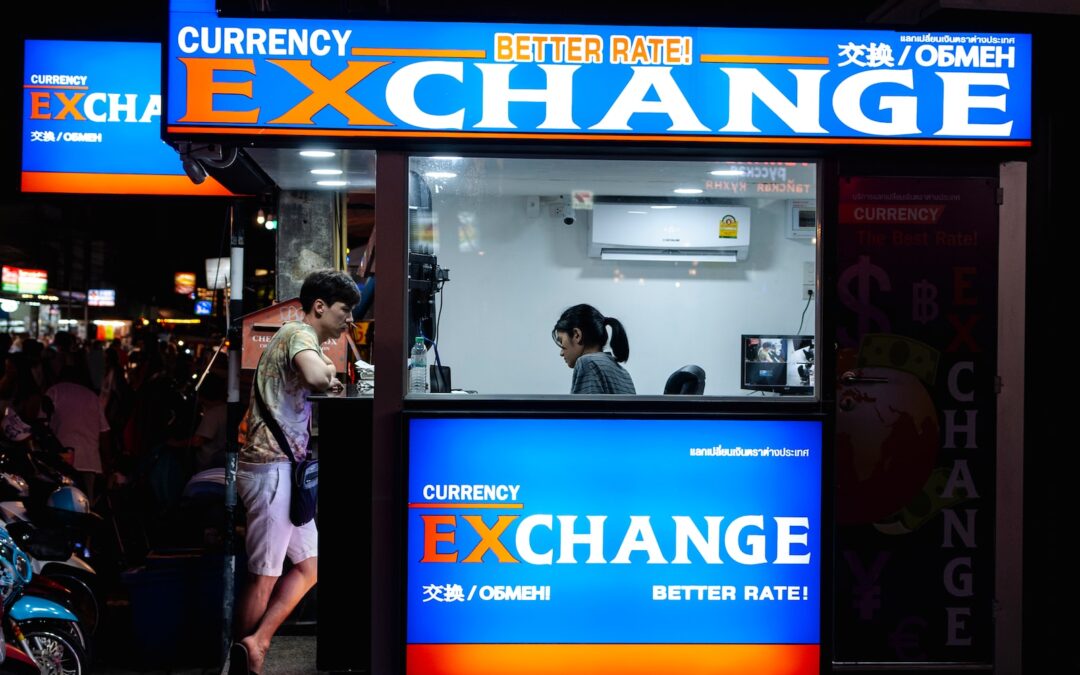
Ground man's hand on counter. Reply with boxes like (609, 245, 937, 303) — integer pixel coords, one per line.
(327, 377, 345, 394)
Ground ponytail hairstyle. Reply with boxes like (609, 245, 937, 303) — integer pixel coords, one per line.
(551, 304, 630, 363)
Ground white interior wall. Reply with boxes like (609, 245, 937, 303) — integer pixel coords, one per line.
(425, 194, 815, 396)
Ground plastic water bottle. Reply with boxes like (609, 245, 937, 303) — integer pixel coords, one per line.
(408, 337, 428, 393)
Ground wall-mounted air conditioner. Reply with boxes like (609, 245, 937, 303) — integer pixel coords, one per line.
(588, 200, 751, 262)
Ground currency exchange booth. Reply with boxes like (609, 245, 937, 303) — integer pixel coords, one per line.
(164, 2, 1030, 672)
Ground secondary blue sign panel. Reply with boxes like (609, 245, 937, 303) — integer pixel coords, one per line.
(407, 417, 821, 651)
(168, 0, 1029, 145)
(22, 39, 232, 195)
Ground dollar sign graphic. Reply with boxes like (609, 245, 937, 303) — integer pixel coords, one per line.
(838, 255, 892, 346)
(912, 279, 939, 325)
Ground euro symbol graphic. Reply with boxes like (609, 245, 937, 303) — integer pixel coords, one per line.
(888, 616, 928, 659)
(838, 255, 892, 347)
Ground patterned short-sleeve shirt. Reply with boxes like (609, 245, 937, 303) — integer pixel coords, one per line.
(239, 321, 322, 464)
(571, 352, 636, 395)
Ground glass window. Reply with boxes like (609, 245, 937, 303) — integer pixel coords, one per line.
(407, 156, 817, 398)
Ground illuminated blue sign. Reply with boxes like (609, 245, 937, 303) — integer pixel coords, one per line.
(194, 299, 213, 315)
(168, 0, 1029, 146)
(406, 416, 823, 675)
(87, 289, 115, 307)
(22, 39, 232, 195)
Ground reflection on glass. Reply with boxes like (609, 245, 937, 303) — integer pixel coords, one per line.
(406, 157, 818, 398)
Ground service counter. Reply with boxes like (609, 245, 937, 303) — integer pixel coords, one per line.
(312, 388, 373, 672)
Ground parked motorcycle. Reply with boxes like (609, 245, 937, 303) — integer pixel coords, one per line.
(1, 525, 88, 675)
(0, 515, 100, 643)
(0, 629, 39, 675)
(0, 528, 38, 674)
(0, 430, 103, 637)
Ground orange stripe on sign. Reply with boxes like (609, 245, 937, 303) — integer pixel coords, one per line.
(351, 48, 487, 58)
(23, 84, 89, 90)
(408, 503, 523, 509)
(407, 644, 819, 675)
(21, 172, 237, 196)
(167, 126, 1032, 148)
(701, 54, 829, 65)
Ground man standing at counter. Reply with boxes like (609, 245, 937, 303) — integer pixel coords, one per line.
(229, 269, 359, 675)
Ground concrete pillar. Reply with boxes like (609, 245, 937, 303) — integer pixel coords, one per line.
(276, 190, 342, 300)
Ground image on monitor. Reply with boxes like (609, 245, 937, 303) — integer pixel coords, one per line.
(741, 335, 814, 394)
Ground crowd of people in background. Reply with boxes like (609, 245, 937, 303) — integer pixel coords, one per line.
(0, 329, 229, 556)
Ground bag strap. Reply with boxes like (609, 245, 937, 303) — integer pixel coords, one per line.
(253, 348, 299, 465)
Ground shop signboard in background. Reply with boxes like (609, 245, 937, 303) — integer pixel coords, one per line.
(20, 270, 47, 295)
(174, 272, 196, 295)
(167, 0, 1029, 146)
(406, 416, 824, 675)
(21, 39, 234, 196)
(1, 266, 18, 292)
(1, 266, 48, 295)
(239, 299, 347, 372)
(87, 289, 115, 307)
(194, 299, 213, 315)
(204, 257, 230, 290)
(834, 176, 997, 663)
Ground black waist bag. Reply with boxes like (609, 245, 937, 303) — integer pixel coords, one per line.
(254, 371, 319, 527)
(290, 457, 319, 527)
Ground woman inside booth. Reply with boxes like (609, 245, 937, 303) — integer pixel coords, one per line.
(552, 304, 636, 395)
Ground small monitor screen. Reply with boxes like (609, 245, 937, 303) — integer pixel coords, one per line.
(742, 335, 814, 395)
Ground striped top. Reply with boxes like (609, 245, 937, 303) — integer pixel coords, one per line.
(571, 352, 636, 395)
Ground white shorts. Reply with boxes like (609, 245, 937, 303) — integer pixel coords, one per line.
(237, 461, 318, 576)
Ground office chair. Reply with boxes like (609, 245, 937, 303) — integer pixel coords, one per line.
(664, 365, 706, 395)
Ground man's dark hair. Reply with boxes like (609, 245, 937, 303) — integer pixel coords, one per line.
(299, 269, 361, 312)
